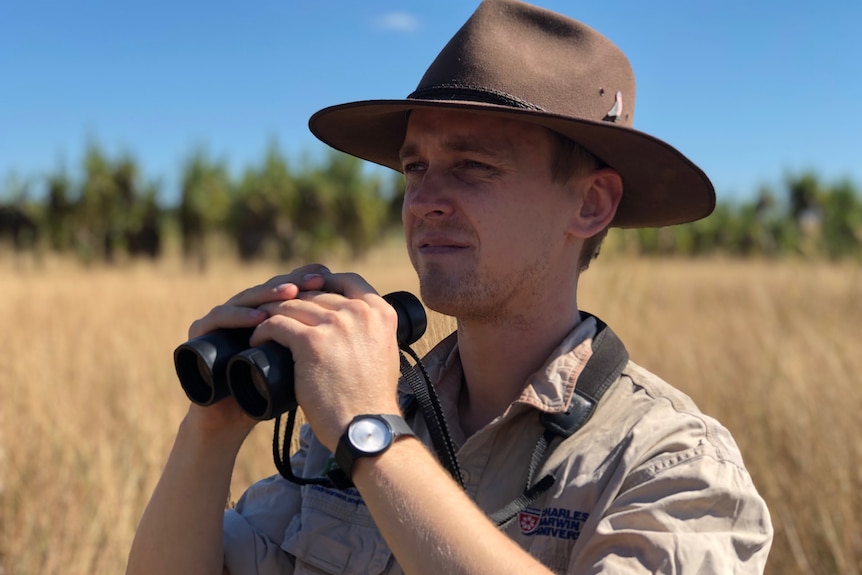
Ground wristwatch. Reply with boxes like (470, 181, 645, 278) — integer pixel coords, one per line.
(335, 414, 416, 480)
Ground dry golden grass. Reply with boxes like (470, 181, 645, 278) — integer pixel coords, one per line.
(1, 244, 859, 574)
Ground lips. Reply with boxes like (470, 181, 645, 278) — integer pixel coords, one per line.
(414, 235, 469, 253)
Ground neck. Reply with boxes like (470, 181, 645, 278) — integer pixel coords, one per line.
(456, 291, 581, 437)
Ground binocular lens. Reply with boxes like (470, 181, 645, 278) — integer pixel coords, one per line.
(227, 357, 270, 419)
(252, 369, 269, 398)
(226, 343, 293, 420)
(174, 347, 216, 405)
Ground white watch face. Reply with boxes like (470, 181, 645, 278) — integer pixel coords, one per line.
(348, 418, 392, 453)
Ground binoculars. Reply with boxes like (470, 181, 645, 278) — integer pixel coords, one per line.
(173, 291, 427, 420)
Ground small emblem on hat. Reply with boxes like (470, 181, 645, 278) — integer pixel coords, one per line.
(603, 91, 623, 122)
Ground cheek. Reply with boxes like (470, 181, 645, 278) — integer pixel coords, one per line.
(477, 208, 536, 255)
(489, 201, 570, 254)
(491, 199, 550, 234)
(400, 197, 413, 230)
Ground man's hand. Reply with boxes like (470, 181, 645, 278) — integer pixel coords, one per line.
(251, 271, 403, 451)
(181, 263, 331, 438)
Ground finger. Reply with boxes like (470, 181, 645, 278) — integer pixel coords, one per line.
(188, 304, 267, 339)
(224, 264, 330, 308)
(316, 271, 379, 300)
(286, 267, 329, 291)
(252, 274, 378, 322)
(257, 289, 375, 321)
(253, 292, 346, 333)
(249, 291, 393, 348)
(248, 312, 305, 349)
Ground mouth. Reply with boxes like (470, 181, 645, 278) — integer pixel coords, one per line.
(415, 237, 469, 254)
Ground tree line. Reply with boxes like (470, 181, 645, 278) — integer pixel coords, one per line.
(0, 142, 402, 268)
(1, 142, 860, 264)
(612, 172, 862, 260)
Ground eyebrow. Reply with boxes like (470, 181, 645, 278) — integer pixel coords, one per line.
(398, 136, 513, 163)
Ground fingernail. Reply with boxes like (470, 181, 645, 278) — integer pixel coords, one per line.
(302, 273, 321, 281)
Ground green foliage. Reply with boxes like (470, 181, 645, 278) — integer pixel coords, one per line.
(45, 170, 74, 251)
(178, 147, 233, 268)
(819, 179, 862, 259)
(179, 148, 232, 229)
(229, 142, 297, 261)
(3, 142, 860, 265)
(41, 142, 160, 262)
(612, 172, 861, 261)
(324, 150, 388, 259)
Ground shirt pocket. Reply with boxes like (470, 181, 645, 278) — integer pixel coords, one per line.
(281, 484, 394, 575)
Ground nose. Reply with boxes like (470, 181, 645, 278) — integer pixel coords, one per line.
(403, 168, 454, 220)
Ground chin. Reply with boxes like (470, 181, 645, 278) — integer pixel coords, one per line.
(418, 284, 457, 315)
(419, 279, 488, 320)
(416, 277, 463, 313)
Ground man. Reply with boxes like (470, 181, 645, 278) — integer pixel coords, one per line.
(127, 1, 773, 573)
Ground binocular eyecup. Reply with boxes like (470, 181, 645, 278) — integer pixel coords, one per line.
(173, 291, 427, 420)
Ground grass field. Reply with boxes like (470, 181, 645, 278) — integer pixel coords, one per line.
(1, 244, 860, 574)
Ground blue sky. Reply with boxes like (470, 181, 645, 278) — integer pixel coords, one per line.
(2, 0, 860, 205)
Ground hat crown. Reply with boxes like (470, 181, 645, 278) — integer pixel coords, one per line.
(412, 0, 636, 127)
(307, 0, 715, 228)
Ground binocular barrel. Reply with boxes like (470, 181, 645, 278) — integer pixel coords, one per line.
(173, 291, 427, 420)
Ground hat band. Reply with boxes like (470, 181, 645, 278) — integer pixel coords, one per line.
(408, 84, 543, 111)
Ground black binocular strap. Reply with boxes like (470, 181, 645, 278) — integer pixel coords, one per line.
(271, 343, 464, 491)
(273, 408, 343, 487)
(488, 316, 629, 529)
(399, 346, 466, 490)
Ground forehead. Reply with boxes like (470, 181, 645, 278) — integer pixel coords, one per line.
(400, 109, 555, 158)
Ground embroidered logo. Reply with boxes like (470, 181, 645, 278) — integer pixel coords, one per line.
(518, 508, 542, 534)
(519, 507, 590, 541)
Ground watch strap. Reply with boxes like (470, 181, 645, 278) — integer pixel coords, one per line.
(377, 413, 415, 439)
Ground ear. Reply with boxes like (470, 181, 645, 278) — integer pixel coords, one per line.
(566, 168, 623, 238)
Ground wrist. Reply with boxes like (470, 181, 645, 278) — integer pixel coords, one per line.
(314, 399, 403, 451)
(334, 414, 416, 481)
(179, 406, 255, 451)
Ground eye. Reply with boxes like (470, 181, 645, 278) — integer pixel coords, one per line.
(462, 160, 491, 170)
(402, 161, 426, 174)
(457, 159, 500, 178)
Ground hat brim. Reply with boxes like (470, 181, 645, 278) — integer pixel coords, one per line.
(309, 99, 715, 228)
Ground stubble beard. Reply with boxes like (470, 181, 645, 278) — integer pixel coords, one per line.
(415, 251, 553, 328)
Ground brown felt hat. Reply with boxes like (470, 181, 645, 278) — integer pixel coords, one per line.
(308, 0, 715, 228)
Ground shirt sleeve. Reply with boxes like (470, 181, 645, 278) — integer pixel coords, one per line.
(569, 443, 773, 574)
(222, 424, 315, 575)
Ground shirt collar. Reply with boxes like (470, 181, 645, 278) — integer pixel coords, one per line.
(406, 315, 599, 417)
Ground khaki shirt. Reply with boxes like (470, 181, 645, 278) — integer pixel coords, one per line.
(223, 317, 773, 574)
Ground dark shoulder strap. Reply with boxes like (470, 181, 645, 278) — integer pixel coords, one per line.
(491, 313, 629, 528)
(540, 313, 629, 438)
